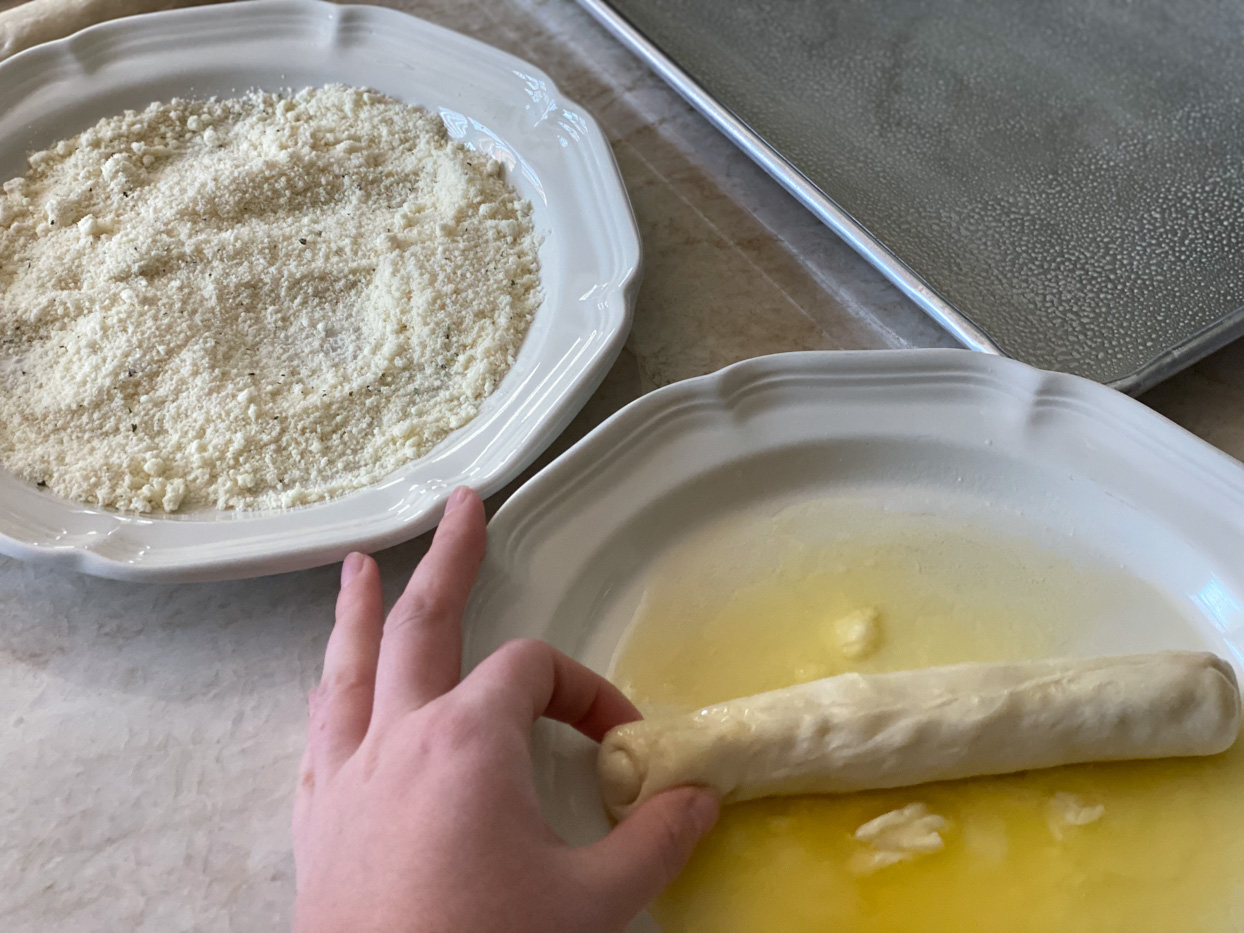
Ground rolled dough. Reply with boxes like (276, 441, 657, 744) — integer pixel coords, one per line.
(0, 0, 233, 63)
(598, 651, 1241, 819)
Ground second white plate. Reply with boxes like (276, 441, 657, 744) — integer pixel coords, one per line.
(461, 349, 1244, 929)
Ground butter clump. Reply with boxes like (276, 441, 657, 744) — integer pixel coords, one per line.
(831, 608, 881, 660)
(851, 802, 947, 874)
(1048, 792, 1104, 840)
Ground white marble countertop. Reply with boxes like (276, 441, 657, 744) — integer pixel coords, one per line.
(2, 0, 1243, 929)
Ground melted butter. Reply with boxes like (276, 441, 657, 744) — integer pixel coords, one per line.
(610, 504, 1244, 933)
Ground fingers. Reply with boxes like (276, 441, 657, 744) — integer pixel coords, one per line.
(309, 552, 385, 776)
(462, 638, 641, 741)
(370, 487, 487, 729)
(581, 786, 719, 925)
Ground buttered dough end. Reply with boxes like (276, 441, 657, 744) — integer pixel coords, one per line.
(598, 651, 1241, 820)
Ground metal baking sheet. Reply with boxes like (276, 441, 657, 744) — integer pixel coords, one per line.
(577, 0, 1244, 392)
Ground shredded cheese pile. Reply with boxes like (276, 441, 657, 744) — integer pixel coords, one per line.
(0, 85, 539, 511)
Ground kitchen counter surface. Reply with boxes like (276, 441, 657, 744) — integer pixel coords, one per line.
(1, 0, 1242, 929)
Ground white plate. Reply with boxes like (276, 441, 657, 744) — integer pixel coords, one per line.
(461, 348, 1244, 930)
(0, 0, 639, 581)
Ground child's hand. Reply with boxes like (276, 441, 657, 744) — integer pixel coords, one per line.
(292, 487, 719, 933)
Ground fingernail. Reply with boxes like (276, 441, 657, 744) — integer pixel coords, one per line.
(445, 486, 472, 515)
(341, 552, 365, 587)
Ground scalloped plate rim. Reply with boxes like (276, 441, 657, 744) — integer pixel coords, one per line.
(482, 349, 1244, 572)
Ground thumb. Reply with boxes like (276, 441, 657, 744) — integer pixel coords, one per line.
(581, 786, 719, 926)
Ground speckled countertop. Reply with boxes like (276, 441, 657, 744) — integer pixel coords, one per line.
(1, 0, 1242, 929)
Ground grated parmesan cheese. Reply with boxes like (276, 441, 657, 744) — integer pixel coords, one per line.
(0, 85, 540, 512)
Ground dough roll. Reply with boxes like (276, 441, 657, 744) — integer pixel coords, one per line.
(0, 0, 232, 64)
(598, 651, 1241, 819)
